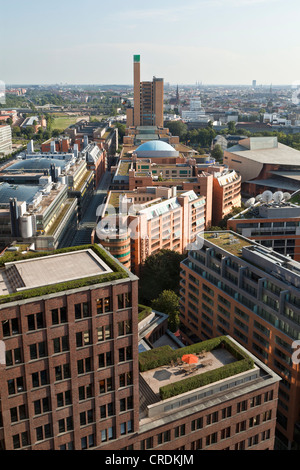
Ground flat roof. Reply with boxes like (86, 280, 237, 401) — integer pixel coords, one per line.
(5, 248, 113, 291)
(202, 231, 254, 257)
(140, 348, 236, 396)
(227, 141, 300, 165)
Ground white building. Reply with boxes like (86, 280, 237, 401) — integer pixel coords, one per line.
(0, 125, 12, 156)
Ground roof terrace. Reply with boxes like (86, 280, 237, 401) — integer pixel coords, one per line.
(138, 336, 278, 426)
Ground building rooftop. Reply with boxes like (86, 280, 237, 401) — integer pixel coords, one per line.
(0, 244, 132, 303)
(202, 231, 254, 257)
(138, 335, 280, 427)
(227, 139, 300, 166)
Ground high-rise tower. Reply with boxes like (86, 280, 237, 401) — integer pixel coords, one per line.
(126, 55, 164, 128)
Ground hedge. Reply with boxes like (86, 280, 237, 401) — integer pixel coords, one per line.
(0, 244, 129, 305)
(159, 357, 254, 400)
(139, 335, 247, 372)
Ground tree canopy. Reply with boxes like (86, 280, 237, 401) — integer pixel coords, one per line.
(138, 249, 185, 304)
(151, 290, 180, 332)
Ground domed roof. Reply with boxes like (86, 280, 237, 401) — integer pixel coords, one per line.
(135, 140, 179, 157)
(136, 140, 175, 152)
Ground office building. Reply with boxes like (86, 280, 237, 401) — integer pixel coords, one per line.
(95, 186, 206, 275)
(0, 248, 280, 451)
(179, 230, 300, 449)
(0, 125, 12, 156)
(227, 190, 300, 262)
(126, 55, 164, 128)
(224, 137, 300, 196)
(0, 245, 139, 450)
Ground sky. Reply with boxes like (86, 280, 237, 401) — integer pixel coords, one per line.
(1, 0, 300, 85)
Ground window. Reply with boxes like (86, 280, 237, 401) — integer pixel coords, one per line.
(53, 335, 69, 354)
(237, 400, 247, 413)
(175, 425, 185, 438)
(78, 384, 93, 401)
(5, 347, 22, 366)
(36, 424, 52, 442)
(140, 437, 153, 450)
(250, 395, 261, 408)
(206, 432, 217, 446)
(80, 433, 94, 449)
(158, 430, 171, 444)
(58, 417, 73, 433)
(10, 405, 27, 423)
(191, 439, 202, 450)
(34, 397, 50, 415)
(2, 318, 19, 337)
(120, 420, 133, 436)
(32, 370, 48, 388)
(220, 427, 231, 440)
(98, 324, 112, 342)
(12, 432, 29, 449)
(118, 346, 132, 362)
(206, 411, 218, 425)
(249, 415, 260, 427)
(77, 357, 92, 375)
(100, 402, 114, 419)
(236, 420, 246, 433)
(80, 409, 94, 426)
(98, 351, 113, 368)
(248, 434, 259, 447)
(57, 390, 72, 408)
(7, 376, 25, 395)
(51, 307, 67, 325)
(120, 396, 133, 412)
(118, 292, 131, 309)
(191, 417, 203, 431)
(97, 297, 111, 314)
(99, 377, 113, 394)
(118, 320, 132, 336)
(119, 372, 133, 388)
(55, 363, 71, 381)
(75, 302, 90, 320)
(221, 406, 232, 419)
(30, 341, 47, 360)
(27, 312, 44, 331)
(76, 330, 91, 348)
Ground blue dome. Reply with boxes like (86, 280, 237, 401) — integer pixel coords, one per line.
(136, 140, 175, 152)
(135, 140, 179, 157)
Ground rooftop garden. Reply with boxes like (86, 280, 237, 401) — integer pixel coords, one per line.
(204, 231, 253, 257)
(139, 336, 254, 400)
(0, 244, 128, 305)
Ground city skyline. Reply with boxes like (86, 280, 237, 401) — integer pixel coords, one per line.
(1, 0, 300, 86)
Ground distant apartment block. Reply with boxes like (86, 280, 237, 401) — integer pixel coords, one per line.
(95, 186, 205, 275)
(227, 190, 300, 262)
(0, 125, 12, 156)
(179, 230, 300, 449)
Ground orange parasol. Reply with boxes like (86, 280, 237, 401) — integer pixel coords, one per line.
(182, 354, 198, 365)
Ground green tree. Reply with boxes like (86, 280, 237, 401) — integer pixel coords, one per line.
(227, 121, 236, 134)
(165, 121, 188, 141)
(211, 144, 223, 163)
(139, 249, 185, 304)
(151, 290, 180, 332)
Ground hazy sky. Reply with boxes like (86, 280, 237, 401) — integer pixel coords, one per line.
(1, 0, 300, 85)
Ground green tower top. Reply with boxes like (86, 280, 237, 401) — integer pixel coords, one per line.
(133, 55, 140, 62)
